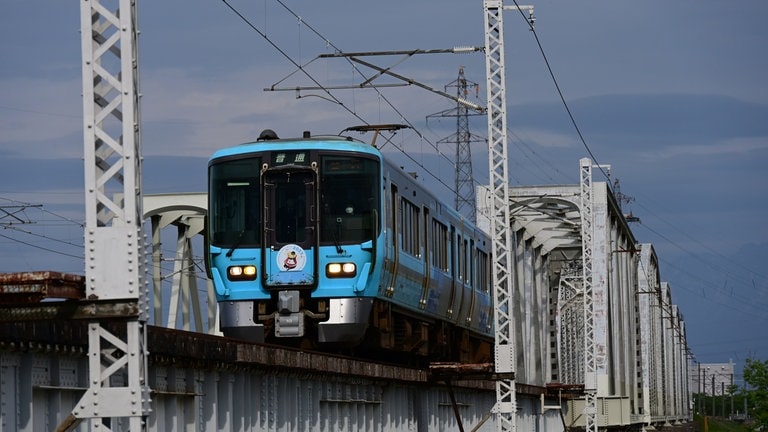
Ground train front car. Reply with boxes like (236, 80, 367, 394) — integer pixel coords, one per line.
(207, 131, 383, 345)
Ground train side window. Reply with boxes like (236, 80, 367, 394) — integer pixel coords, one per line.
(469, 239, 475, 287)
(208, 157, 261, 247)
(449, 225, 456, 279)
(457, 234, 466, 282)
(400, 197, 420, 258)
(319, 155, 379, 244)
(431, 219, 449, 272)
(477, 249, 490, 293)
(462, 238, 470, 283)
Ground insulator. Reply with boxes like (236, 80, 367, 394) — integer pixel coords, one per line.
(452, 46, 478, 54)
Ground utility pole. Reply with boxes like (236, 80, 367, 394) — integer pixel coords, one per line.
(730, 367, 734, 419)
(703, 367, 708, 416)
(712, 374, 716, 416)
(721, 381, 725, 418)
(743, 382, 748, 420)
(427, 66, 484, 223)
(696, 362, 704, 415)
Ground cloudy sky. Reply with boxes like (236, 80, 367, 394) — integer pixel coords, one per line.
(1, 1, 766, 379)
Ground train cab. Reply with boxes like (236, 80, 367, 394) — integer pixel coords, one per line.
(207, 132, 383, 343)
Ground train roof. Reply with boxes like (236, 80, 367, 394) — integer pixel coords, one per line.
(210, 130, 381, 161)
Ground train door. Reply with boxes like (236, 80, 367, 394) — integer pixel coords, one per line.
(456, 234, 475, 327)
(466, 239, 476, 327)
(262, 168, 318, 288)
(447, 225, 458, 320)
(383, 183, 399, 297)
(454, 230, 467, 325)
(419, 206, 431, 310)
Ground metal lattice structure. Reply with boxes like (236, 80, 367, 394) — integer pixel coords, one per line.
(428, 66, 484, 223)
(556, 265, 585, 385)
(579, 158, 597, 432)
(452, 67, 478, 222)
(69, 0, 151, 430)
(483, 2, 532, 430)
(638, 244, 661, 423)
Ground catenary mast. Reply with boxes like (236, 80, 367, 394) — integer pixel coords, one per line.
(483, 1, 533, 431)
(63, 0, 150, 430)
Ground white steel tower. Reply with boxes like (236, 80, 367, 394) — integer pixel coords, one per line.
(579, 158, 598, 432)
(483, 2, 532, 431)
(63, 0, 151, 430)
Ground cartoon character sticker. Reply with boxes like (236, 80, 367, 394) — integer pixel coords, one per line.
(284, 251, 298, 269)
(276, 244, 306, 272)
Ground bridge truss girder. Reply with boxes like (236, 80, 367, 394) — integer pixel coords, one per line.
(144, 193, 216, 335)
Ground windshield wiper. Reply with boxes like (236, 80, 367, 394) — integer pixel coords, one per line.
(333, 218, 344, 254)
(226, 229, 246, 257)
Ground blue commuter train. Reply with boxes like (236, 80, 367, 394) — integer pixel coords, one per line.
(207, 127, 493, 362)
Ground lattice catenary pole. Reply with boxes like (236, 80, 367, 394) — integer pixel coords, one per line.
(483, 2, 532, 431)
(579, 158, 597, 432)
(60, 0, 151, 430)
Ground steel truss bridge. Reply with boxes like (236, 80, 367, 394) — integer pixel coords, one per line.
(0, 178, 691, 431)
(0, 0, 690, 431)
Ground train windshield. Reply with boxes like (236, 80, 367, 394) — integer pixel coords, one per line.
(208, 157, 261, 247)
(320, 155, 380, 244)
(264, 169, 313, 246)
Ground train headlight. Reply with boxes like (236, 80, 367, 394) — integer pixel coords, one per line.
(326, 262, 357, 278)
(227, 265, 257, 281)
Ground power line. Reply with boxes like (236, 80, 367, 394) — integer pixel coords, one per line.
(658, 262, 768, 320)
(510, 0, 610, 183)
(634, 199, 767, 281)
(220, 0, 364, 125)
(0, 104, 81, 119)
(228, 0, 570, 205)
(501, 4, 768, 335)
(507, 128, 571, 184)
(636, 222, 767, 305)
(1, 197, 84, 227)
(0, 232, 83, 260)
(220, 0, 486, 204)
(2, 225, 83, 250)
(224, 2, 767, 340)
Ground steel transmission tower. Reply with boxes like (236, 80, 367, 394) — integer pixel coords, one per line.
(427, 66, 485, 223)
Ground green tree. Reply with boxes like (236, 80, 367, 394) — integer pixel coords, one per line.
(743, 358, 768, 428)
